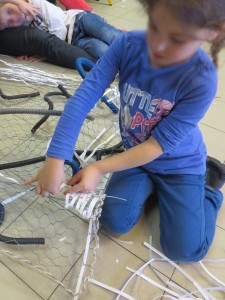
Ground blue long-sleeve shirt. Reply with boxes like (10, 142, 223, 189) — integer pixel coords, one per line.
(47, 31, 218, 175)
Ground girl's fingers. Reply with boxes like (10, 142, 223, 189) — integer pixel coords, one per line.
(35, 185, 41, 195)
(67, 174, 80, 185)
(35, 186, 50, 198)
(24, 174, 38, 186)
(42, 191, 50, 198)
(64, 184, 86, 195)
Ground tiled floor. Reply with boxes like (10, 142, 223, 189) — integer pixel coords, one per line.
(0, 0, 225, 299)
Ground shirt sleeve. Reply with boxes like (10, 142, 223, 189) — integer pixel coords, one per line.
(47, 34, 125, 160)
(29, 0, 67, 40)
(151, 67, 218, 152)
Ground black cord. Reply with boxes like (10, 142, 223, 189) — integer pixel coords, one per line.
(0, 89, 40, 100)
(0, 203, 45, 245)
(31, 91, 63, 133)
(0, 156, 45, 170)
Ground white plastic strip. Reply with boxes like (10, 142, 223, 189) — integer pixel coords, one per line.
(152, 296, 179, 300)
(199, 261, 225, 287)
(2, 187, 35, 205)
(83, 196, 101, 220)
(74, 218, 93, 300)
(107, 195, 127, 201)
(108, 234, 133, 245)
(84, 129, 120, 162)
(76, 193, 90, 214)
(65, 193, 78, 209)
(115, 258, 158, 300)
(0, 172, 19, 184)
(178, 289, 216, 300)
(182, 286, 225, 300)
(150, 267, 195, 298)
(202, 287, 225, 293)
(143, 242, 211, 300)
(98, 173, 110, 195)
(79, 127, 107, 161)
(88, 278, 136, 300)
(126, 266, 181, 298)
(103, 87, 120, 100)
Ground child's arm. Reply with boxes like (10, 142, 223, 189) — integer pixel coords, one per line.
(1, 0, 39, 18)
(66, 136, 163, 193)
(24, 136, 163, 196)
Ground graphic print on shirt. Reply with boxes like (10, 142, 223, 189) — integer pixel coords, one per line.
(28, 15, 49, 33)
(121, 83, 174, 148)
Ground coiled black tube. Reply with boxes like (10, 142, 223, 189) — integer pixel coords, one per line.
(0, 204, 45, 245)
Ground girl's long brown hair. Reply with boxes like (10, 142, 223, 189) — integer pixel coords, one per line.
(138, 0, 225, 67)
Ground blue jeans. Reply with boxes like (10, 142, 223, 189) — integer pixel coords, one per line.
(100, 167, 223, 262)
(71, 11, 123, 58)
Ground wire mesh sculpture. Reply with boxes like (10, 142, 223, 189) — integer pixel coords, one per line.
(0, 57, 121, 299)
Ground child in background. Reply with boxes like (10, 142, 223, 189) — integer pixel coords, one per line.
(25, 0, 225, 262)
(0, 0, 97, 66)
(0, 0, 122, 59)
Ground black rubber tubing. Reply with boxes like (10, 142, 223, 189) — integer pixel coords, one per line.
(0, 203, 45, 245)
(31, 91, 60, 133)
(0, 89, 40, 100)
(0, 108, 63, 116)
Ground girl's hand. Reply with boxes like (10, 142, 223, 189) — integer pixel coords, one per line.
(24, 157, 65, 197)
(65, 163, 103, 194)
(17, 1, 40, 19)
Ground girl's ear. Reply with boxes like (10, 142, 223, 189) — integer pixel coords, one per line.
(207, 22, 225, 42)
(207, 29, 220, 42)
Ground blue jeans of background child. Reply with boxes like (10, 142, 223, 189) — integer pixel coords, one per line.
(100, 167, 223, 262)
(71, 11, 123, 58)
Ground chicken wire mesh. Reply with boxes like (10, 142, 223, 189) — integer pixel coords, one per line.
(0, 57, 121, 299)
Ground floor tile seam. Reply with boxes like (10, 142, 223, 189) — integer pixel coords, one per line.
(199, 122, 225, 134)
(216, 224, 225, 231)
(0, 258, 44, 299)
(92, 7, 135, 18)
(99, 229, 176, 279)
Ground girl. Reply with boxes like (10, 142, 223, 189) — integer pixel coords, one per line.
(25, 0, 225, 262)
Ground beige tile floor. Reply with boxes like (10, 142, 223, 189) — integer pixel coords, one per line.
(0, 0, 225, 299)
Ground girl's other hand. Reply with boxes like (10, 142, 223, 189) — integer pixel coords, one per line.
(65, 163, 103, 194)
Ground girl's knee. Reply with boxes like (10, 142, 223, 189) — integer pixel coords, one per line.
(161, 240, 209, 262)
(100, 213, 134, 235)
